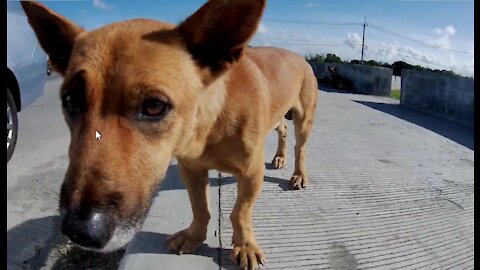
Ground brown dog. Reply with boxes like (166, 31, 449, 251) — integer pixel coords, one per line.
(21, 0, 317, 269)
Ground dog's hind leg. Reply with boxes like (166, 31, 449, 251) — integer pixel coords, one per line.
(271, 118, 287, 169)
(166, 162, 210, 254)
(290, 73, 317, 190)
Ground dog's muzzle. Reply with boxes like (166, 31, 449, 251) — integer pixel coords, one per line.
(61, 208, 115, 249)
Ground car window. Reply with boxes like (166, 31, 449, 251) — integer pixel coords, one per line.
(7, 1, 38, 68)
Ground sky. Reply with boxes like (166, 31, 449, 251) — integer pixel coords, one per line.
(39, 0, 474, 77)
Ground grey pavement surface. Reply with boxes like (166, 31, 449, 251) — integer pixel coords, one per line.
(218, 92, 474, 269)
(121, 89, 474, 269)
(7, 74, 69, 270)
(7, 75, 474, 270)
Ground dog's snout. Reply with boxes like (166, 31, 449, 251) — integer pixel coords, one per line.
(61, 209, 115, 249)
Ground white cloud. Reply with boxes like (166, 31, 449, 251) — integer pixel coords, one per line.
(451, 58, 474, 77)
(373, 43, 437, 66)
(305, 2, 320, 7)
(448, 54, 458, 67)
(93, 0, 114, 10)
(432, 25, 455, 36)
(428, 25, 455, 49)
(344, 33, 363, 48)
(398, 46, 436, 64)
(366, 40, 473, 77)
(432, 28, 443, 35)
(362, 25, 472, 76)
(445, 25, 455, 36)
(369, 43, 438, 66)
(252, 25, 473, 77)
(257, 23, 267, 35)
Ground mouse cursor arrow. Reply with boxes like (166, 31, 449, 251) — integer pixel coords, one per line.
(95, 131, 101, 140)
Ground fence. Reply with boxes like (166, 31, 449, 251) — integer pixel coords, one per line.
(309, 62, 392, 96)
(401, 69, 474, 128)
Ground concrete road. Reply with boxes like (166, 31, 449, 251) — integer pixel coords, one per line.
(121, 91, 474, 269)
(7, 74, 474, 270)
(7, 74, 70, 270)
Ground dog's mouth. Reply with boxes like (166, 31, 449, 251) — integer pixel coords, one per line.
(77, 221, 143, 253)
(59, 205, 150, 253)
(59, 168, 168, 253)
(60, 211, 147, 253)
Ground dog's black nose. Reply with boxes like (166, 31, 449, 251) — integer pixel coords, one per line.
(61, 209, 115, 249)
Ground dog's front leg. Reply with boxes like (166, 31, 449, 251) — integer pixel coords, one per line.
(230, 163, 265, 269)
(166, 162, 210, 254)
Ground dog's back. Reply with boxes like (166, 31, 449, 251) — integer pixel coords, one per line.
(196, 46, 317, 181)
(225, 46, 317, 132)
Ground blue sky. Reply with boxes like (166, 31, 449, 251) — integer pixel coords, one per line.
(40, 0, 474, 76)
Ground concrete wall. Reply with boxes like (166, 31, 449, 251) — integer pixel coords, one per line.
(309, 62, 393, 96)
(401, 69, 474, 128)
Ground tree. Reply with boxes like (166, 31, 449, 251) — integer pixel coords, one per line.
(391, 61, 410, 76)
(305, 53, 468, 78)
(305, 53, 325, 64)
(325, 53, 342, 63)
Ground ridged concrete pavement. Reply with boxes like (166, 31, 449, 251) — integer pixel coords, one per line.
(121, 90, 474, 270)
(220, 91, 474, 270)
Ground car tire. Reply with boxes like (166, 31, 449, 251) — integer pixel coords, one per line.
(7, 88, 18, 163)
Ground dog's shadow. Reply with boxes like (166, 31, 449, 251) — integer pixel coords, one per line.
(125, 163, 291, 269)
(125, 232, 225, 267)
(7, 215, 61, 270)
(7, 163, 291, 269)
(161, 163, 292, 192)
(218, 164, 293, 192)
(218, 174, 291, 192)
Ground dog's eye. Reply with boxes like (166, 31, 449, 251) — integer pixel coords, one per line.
(140, 98, 169, 120)
(62, 94, 81, 114)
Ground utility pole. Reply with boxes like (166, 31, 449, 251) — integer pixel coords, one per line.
(361, 16, 367, 64)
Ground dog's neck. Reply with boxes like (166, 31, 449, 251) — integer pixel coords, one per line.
(196, 75, 227, 130)
(174, 73, 228, 159)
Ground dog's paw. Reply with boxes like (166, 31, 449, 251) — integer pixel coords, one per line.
(271, 156, 286, 169)
(166, 229, 205, 254)
(289, 174, 308, 190)
(230, 242, 265, 270)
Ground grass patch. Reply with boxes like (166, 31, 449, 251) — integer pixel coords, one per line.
(390, 89, 401, 100)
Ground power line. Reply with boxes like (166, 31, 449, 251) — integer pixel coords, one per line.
(253, 37, 360, 45)
(253, 41, 357, 47)
(254, 37, 344, 43)
(254, 17, 472, 74)
(288, 43, 355, 47)
(260, 17, 473, 56)
(368, 23, 473, 55)
(263, 17, 363, 26)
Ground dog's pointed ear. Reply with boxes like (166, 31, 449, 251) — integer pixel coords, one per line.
(21, 1, 84, 75)
(177, 0, 266, 73)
